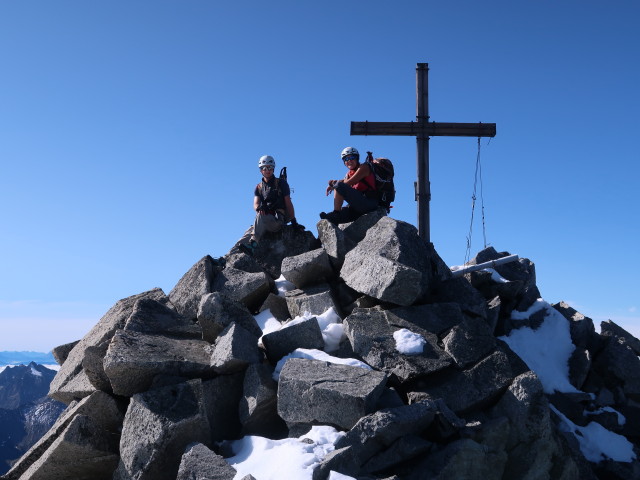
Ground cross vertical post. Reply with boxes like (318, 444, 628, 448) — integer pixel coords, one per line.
(350, 63, 496, 244)
(416, 63, 430, 241)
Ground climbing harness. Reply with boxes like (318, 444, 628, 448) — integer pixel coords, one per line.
(464, 136, 489, 265)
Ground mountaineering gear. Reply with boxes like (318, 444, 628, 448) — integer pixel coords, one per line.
(255, 176, 290, 216)
(341, 147, 359, 160)
(364, 151, 395, 209)
(258, 155, 276, 169)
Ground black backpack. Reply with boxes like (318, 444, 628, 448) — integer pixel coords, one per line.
(365, 151, 395, 207)
(256, 167, 289, 213)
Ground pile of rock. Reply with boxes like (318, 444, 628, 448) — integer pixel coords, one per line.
(3, 210, 639, 480)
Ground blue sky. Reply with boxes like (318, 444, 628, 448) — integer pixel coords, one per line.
(1, 1, 638, 351)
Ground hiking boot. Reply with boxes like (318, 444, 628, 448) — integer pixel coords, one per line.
(239, 240, 258, 256)
(319, 211, 340, 224)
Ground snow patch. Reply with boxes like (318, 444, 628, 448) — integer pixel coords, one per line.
(273, 348, 371, 382)
(499, 300, 578, 394)
(226, 425, 345, 480)
(393, 328, 426, 355)
(552, 406, 636, 463)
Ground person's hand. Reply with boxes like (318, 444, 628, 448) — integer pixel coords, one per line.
(326, 180, 337, 196)
(290, 218, 305, 230)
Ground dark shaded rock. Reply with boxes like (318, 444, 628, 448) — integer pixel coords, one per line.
(232, 225, 320, 279)
(406, 438, 505, 480)
(239, 363, 286, 438)
(261, 318, 324, 363)
(442, 317, 496, 368)
(82, 343, 111, 392)
(169, 256, 217, 320)
(433, 277, 488, 320)
(492, 371, 582, 480)
(362, 435, 432, 475)
(176, 443, 237, 480)
(334, 401, 437, 467)
(284, 284, 340, 318)
(601, 319, 640, 355)
(317, 219, 351, 270)
(311, 446, 359, 480)
(210, 323, 262, 374)
(281, 248, 334, 288)
(197, 292, 262, 343)
(592, 335, 640, 401)
(277, 358, 387, 430)
(568, 347, 591, 390)
(203, 373, 245, 442)
(344, 308, 452, 385)
(124, 298, 202, 339)
(259, 293, 290, 322)
(553, 301, 601, 353)
(426, 398, 467, 441)
(408, 348, 514, 414)
(548, 391, 592, 427)
(211, 267, 272, 313)
(103, 330, 215, 397)
(114, 380, 212, 480)
(389, 303, 465, 337)
(51, 341, 79, 366)
(3, 391, 124, 480)
(13, 414, 120, 480)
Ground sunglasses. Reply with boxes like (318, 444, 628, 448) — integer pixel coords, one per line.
(343, 155, 358, 162)
(260, 166, 274, 171)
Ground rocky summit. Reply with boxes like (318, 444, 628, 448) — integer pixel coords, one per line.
(3, 210, 640, 480)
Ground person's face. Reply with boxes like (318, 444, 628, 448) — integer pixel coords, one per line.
(343, 155, 359, 170)
(260, 165, 274, 179)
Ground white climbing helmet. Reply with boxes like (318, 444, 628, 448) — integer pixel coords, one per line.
(340, 146, 359, 160)
(258, 155, 276, 169)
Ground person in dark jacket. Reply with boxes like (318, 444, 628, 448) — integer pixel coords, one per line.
(240, 155, 296, 255)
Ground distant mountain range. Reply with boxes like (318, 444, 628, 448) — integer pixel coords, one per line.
(0, 362, 64, 475)
(0, 351, 56, 366)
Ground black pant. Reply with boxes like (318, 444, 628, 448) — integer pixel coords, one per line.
(333, 183, 379, 223)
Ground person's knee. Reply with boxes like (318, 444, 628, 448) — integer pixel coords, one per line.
(335, 182, 351, 196)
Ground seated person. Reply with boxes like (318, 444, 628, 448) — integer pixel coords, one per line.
(320, 146, 379, 224)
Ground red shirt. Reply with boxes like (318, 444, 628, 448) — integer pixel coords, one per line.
(347, 167, 375, 192)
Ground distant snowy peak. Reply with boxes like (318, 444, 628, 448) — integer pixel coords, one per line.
(0, 362, 58, 410)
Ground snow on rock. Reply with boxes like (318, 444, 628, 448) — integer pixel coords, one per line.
(226, 425, 345, 480)
(499, 299, 578, 394)
(393, 328, 426, 355)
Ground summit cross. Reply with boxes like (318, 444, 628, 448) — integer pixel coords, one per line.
(350, 63, 497, 243)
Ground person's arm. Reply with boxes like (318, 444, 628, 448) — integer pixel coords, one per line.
(326, 179, 337, 196)
(284, 195, 295, 221)
(343, 163, 371, 186)
(253, 195, 261, 212)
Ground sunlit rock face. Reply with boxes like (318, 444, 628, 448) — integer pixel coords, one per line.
(5, 215, 640, 480)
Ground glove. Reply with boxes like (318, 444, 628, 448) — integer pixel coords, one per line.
(290, 218, 305, 230)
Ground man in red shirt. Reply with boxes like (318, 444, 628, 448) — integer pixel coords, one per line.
(321, 147, 380, 224)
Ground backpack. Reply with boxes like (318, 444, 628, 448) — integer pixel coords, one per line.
(365, 151, 395, 208)
(256, 167, 289, 215)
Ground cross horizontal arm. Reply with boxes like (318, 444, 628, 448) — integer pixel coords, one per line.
(351, 121, 496, 137)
